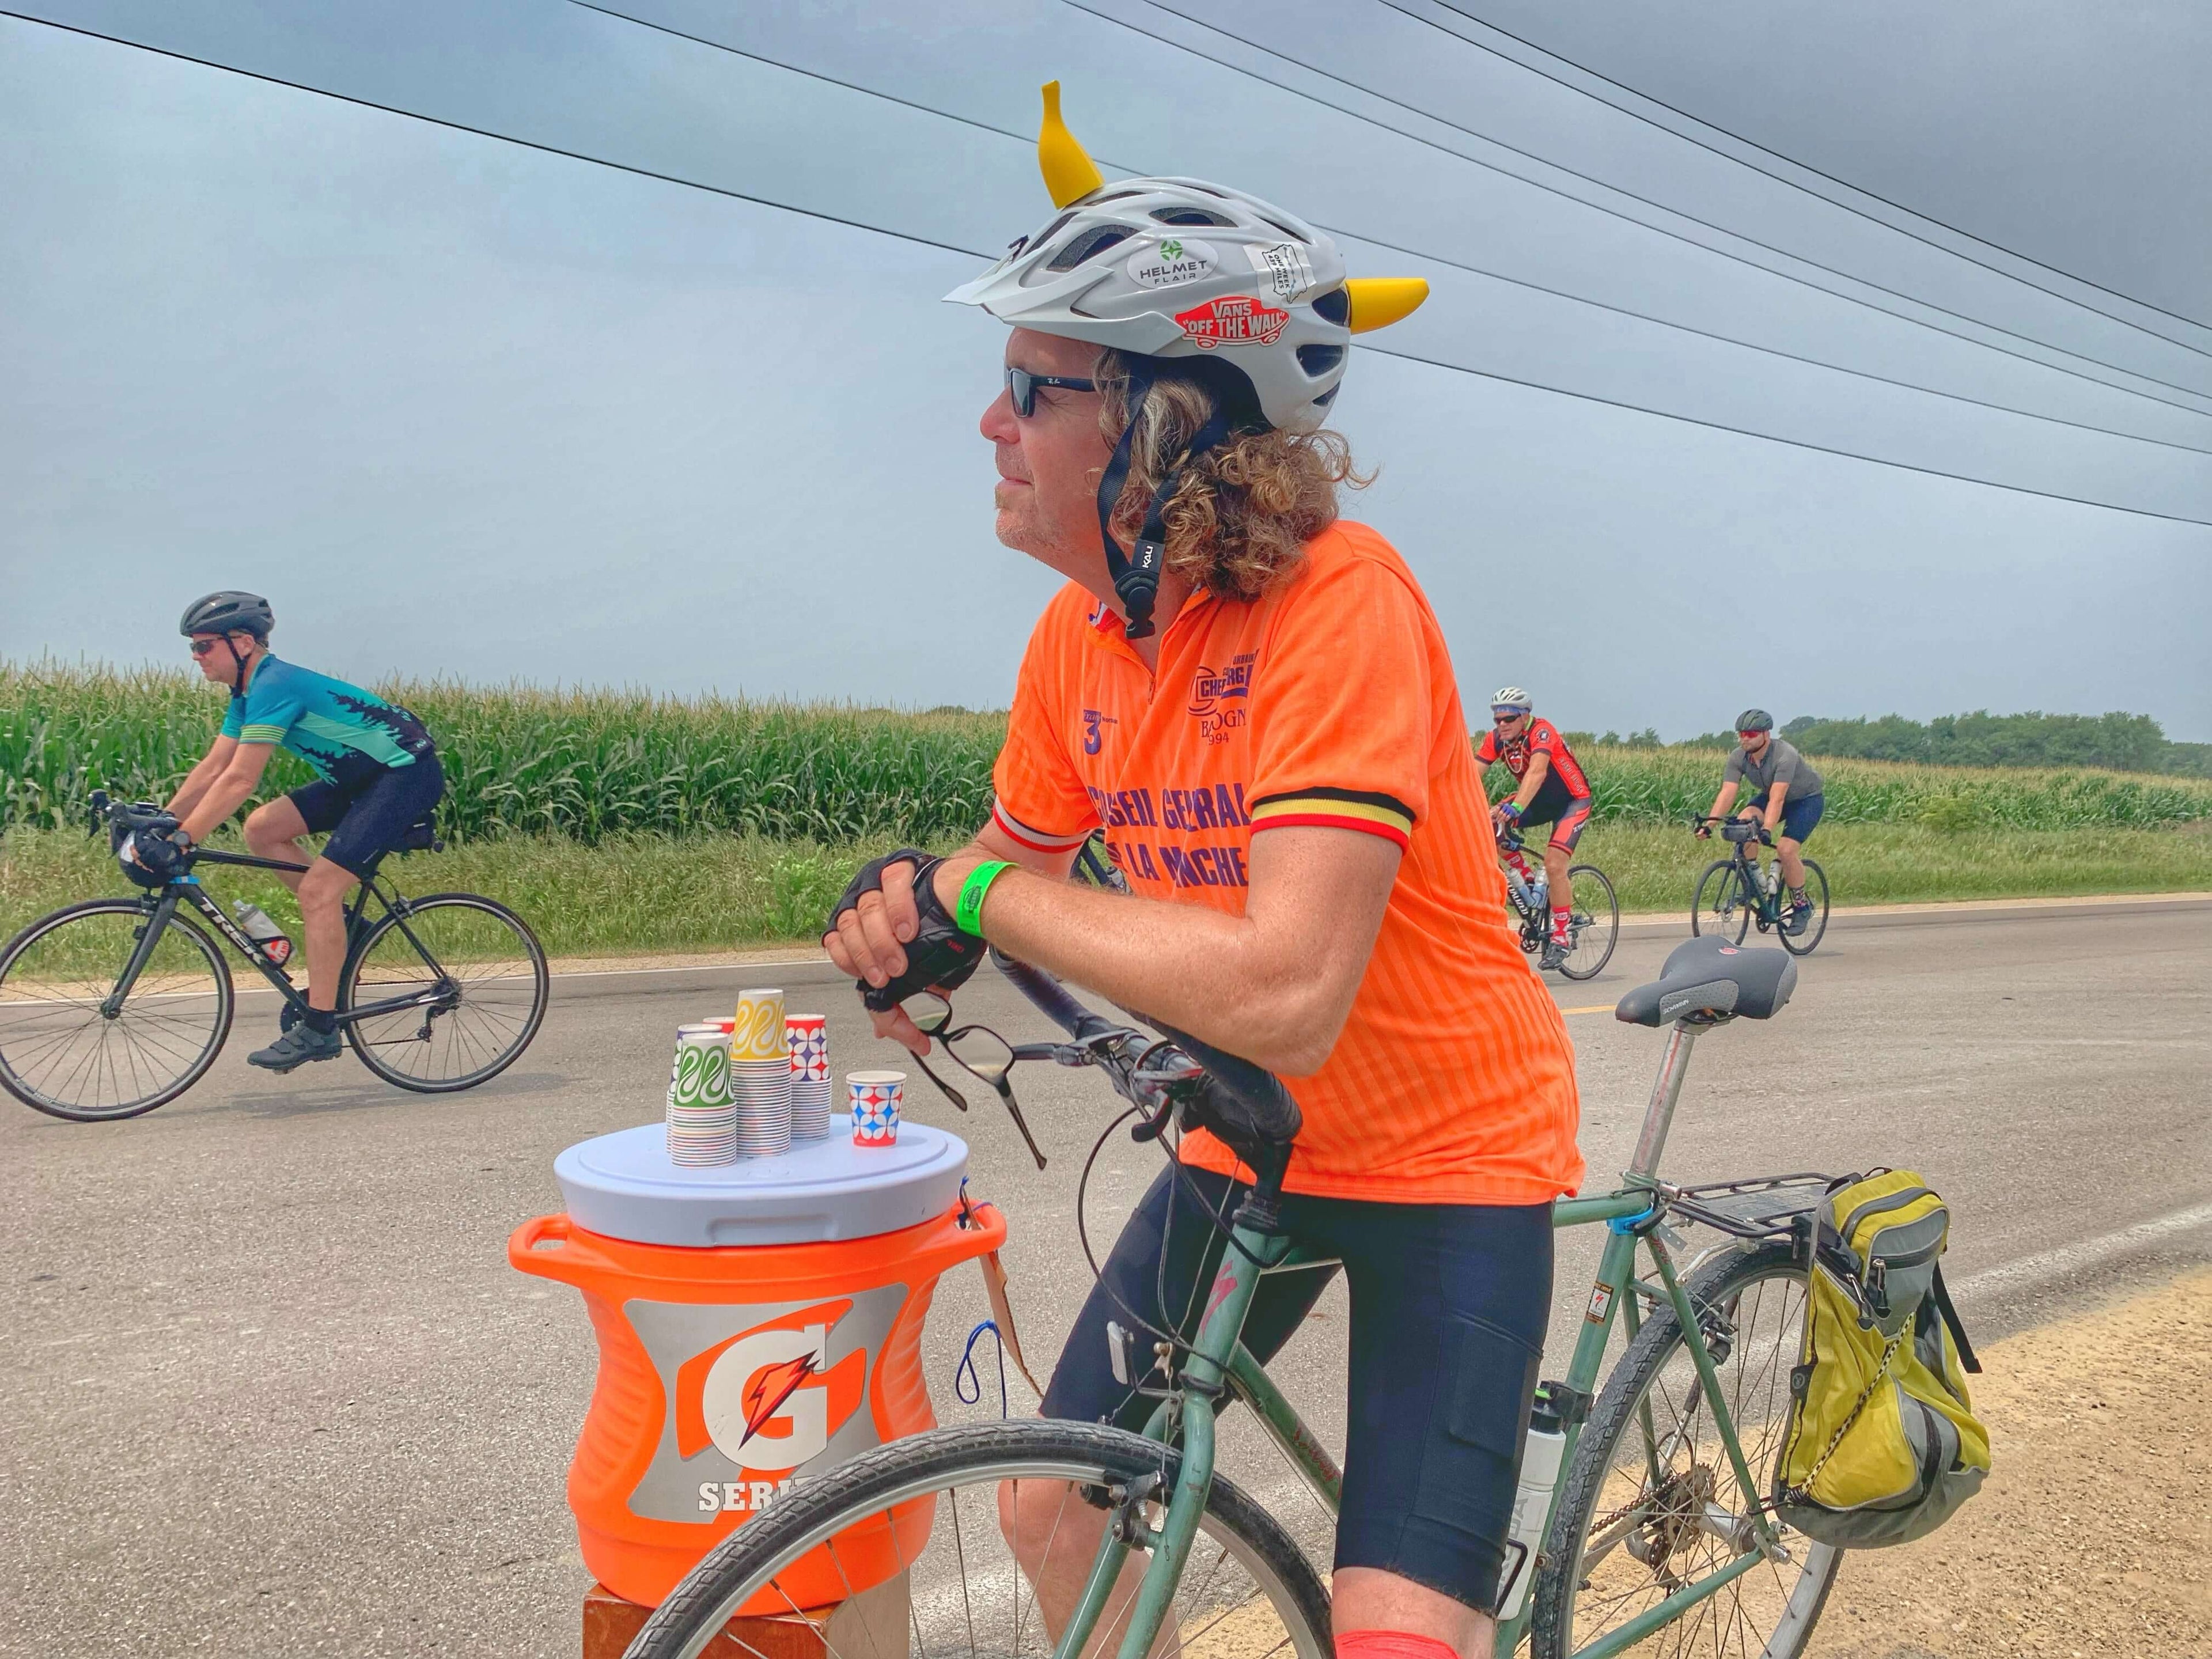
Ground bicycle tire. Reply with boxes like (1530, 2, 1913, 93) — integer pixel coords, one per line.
(1530, 1243, 1844, 1659)
(1779, 862, 1830, 957)
(0, 899, 234, 1121)
(339, 893, 547, 1092)
(626, 1418, 1333, 1659)
(1557, 865, 1620, 980)
(1690, 861, 1751, 944)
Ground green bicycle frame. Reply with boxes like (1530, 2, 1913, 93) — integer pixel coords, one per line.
(1051, 1016, 1781, 1659)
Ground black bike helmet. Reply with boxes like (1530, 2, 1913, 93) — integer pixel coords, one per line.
(180, 590, 274, 639)
(1735, 708, 1774, 733)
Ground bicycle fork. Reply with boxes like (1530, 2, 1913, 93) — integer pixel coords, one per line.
(103, 888, 194, 1015)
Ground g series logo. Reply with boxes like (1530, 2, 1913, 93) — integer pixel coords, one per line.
(680, 1301, 868, 1510)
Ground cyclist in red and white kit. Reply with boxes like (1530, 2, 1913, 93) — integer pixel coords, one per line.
(1475, 688, 1593, 971)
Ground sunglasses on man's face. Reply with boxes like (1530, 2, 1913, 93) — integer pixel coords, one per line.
(1493, 711, 1526, 725)
(190, 638, 225, 657)
(1005, 365, 1097, 419)
(1739, 730, 1766, 740)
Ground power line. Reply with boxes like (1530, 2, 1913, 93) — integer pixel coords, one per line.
(1358, 339, 2212, 529)
(1082, 0, 2212, 418)
(0, 10, 993, 262)
(577, 0, 2212, 457)
(8, 9, 2209, 529)
(1414, 0, 2212, 343)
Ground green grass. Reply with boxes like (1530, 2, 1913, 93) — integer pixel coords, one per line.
(5, 821, 2205, 963)
(10, 660, 2211, 847)
(1574, 821, 2212, 915)
(0, 825, 910, 961)
(6, 660, 2209, 959)
(1481, 746, 2212, 832)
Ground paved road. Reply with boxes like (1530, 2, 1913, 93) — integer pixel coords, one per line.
(3, 900, 2206, 1656)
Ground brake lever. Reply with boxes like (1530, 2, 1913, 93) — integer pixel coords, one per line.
(1124, 1041, 1205, 1144)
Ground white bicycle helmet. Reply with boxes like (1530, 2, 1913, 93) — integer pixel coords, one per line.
(946, 84, 1428, 634)
(1492, 686, 1533, 712)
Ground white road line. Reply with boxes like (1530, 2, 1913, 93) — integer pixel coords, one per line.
(1951, 1200, 2212, 1300)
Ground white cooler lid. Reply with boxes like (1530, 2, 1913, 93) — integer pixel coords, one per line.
(553, 1122, 969, 1248)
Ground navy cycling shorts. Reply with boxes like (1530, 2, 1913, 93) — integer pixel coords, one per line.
(1040, 1164, 1553, 1613)
(1747, 790, 1824, 846)
(288, 753, 445, 878)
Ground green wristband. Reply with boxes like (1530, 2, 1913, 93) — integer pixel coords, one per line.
(955, 861, 1013, 937)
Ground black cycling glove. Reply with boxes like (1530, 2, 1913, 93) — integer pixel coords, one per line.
(132, 826, 193, 878)
(825, 849, 987, 1012)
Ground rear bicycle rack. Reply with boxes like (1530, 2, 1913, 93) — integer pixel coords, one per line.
(1658, 1173, 1835, 1241)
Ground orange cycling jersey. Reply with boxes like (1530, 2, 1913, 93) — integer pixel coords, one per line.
(991, 521, 1584, 1206)
(1475, 717, 1590, 799)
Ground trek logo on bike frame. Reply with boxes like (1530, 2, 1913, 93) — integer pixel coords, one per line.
(175, 881, 290, 974)
(618, 1285, 908, 1521)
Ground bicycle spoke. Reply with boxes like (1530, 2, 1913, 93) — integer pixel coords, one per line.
(1552, 1252, 1827, 1659)
(340, 896, 543, 1091)
(1, 904, 229, 1118)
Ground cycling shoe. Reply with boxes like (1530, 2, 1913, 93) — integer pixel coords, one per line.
(248, 1022, 342, 1071)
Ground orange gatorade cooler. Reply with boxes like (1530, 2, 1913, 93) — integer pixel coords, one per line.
(510, 1121, 1003, 1611)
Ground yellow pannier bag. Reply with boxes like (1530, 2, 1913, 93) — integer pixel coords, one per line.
(1774, 1170, 1990, 1548)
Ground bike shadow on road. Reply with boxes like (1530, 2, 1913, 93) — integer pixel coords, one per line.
(213, 1069, 571, 1119)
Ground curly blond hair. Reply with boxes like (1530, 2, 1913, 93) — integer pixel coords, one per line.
(1094, 351, 1369, 603)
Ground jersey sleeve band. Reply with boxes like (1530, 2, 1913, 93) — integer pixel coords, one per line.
(989, 800, 1095, 854)
(1248, 787, 1415, 849)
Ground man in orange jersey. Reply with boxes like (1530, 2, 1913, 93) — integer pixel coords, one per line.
(824, 91, 1581, 1659)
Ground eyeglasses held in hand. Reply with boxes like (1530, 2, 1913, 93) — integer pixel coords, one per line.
(900, 992, 1046, 1169)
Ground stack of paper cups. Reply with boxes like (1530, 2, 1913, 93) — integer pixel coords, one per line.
(665, 1024, 736, 1165)
(786, 1014, 832, 1140)
(728, 988, 794, 1158)
(849, 1070, 904, 1146)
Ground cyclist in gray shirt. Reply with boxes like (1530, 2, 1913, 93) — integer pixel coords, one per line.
(1699, 709, 1825, 934)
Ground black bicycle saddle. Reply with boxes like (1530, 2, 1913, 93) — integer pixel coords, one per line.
(1615, 934, 1798, 1027)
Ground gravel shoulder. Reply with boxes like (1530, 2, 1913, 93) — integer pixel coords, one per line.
(1808, 1267, 2211, 1658)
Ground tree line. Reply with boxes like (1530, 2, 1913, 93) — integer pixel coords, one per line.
(1649, 710, 2210, 777)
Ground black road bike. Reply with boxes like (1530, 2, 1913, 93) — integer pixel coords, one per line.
(1690, 816, 1830, 955)
(1499, 830, 1620, 979)
(0, 791, 549, 1122)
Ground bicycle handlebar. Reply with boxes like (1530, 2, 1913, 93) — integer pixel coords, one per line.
(1690, 815, 1773, 846)
(993, 952, 1120, 1045)
(989, 951, 1303, 1176)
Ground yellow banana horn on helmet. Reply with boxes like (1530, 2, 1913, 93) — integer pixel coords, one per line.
(1039, 81, 1104, 207)
(1344, 278, 1429, 334)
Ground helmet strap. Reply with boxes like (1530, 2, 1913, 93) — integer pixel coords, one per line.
(225, 635, 252, 696)
(1094, 360, 1233, 641)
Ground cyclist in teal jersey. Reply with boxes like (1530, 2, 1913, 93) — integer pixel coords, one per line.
(153, 592, 445, 1071)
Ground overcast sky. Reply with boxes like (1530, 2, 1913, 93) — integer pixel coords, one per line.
(3, 1, 2207, 738)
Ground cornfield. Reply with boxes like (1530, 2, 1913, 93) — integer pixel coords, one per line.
(6, 660, 2209, 843)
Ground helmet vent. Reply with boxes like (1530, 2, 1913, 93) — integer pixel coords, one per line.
(1309, 286, 1350, 325)
(1151, 207, 1233, 227)
(1296, 344, 1344, 378)
(1048, 225, 1133, 270)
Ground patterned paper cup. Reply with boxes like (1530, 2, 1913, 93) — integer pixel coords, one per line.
(666, 1024, 736, 1166)
(848, 1070, 904, 1146)
(730, 988, 788, 1062)
(786, 1015, 830, 1081)
(787, 1014, 834, 1141)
